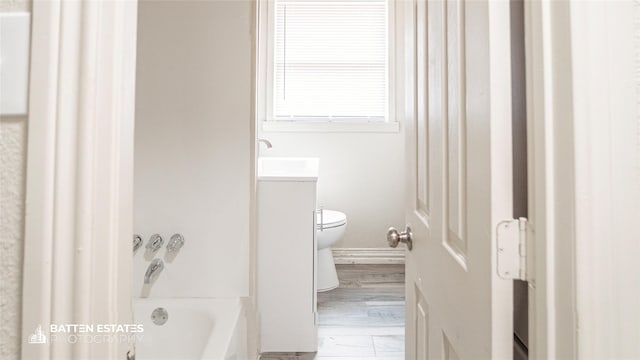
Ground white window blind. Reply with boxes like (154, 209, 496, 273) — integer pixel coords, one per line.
(273, 0, 388, 121)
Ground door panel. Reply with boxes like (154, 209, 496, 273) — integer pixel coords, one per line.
(403, 0, 514, 359)
(415, 286, 429, 359)
(415, 0, 430, 218)
(445, 0, 467, 258)
(444, 335, 462, 360)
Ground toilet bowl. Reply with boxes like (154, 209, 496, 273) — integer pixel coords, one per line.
(316, 209, 347, 292)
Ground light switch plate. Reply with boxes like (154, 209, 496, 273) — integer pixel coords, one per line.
(0, 13, 31, 116)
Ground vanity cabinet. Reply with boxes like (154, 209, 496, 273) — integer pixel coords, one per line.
(257, 157, 318, 352)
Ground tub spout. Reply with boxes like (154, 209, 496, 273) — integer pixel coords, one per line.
(144, 258, 164, 284)
(258, 138, 273, 149)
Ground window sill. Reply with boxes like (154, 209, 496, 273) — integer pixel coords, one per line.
(261, 121, 400, 133)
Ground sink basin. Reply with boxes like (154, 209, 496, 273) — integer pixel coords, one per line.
(258, 157, 319, 181)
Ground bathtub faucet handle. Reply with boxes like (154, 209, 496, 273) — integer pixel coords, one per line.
(133, 234, 143, 253)
(167, 233, 185, 253)
(146, 234, 164, 252)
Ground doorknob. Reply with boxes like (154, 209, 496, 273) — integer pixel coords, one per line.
(387, 226, 413, 251)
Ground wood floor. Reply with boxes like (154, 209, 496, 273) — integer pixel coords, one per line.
(261, 264, 406, 360)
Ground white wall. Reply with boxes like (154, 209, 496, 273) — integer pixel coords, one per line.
(0, 1, 30, 358)
(134, 0, 253, 298)
(259, 130, 404, 248)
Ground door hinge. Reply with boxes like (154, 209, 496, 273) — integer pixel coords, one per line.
(496, 217, 528, 281)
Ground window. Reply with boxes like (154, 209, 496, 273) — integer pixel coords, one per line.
(261, 0, 394, 126)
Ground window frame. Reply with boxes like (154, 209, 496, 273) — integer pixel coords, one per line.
(257, 0, 399, 133)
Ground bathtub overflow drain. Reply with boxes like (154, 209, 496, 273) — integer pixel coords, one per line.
(151, 307, 168, 326)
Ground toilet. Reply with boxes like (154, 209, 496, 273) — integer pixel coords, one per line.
(316, 209, 347, 292)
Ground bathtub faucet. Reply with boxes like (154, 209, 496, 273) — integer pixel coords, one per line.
(144, 258, 164, 284)
(257, 138, 273, 149)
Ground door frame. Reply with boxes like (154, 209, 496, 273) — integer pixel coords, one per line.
(524, 1, 640, 358)
(21, 1, 138, 359)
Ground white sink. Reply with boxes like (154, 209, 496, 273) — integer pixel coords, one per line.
(258, 157, 319, 181)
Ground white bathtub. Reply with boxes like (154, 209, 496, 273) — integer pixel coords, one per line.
(134, 298, 247, 360)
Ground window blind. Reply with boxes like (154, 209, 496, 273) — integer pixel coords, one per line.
(273, 0, 388, 121)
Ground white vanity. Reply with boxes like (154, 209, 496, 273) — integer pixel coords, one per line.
(257, 157, 319, 352)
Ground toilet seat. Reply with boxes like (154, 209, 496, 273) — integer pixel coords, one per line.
(316, 209, 347, 230)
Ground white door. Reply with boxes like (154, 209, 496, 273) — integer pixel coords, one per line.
(394, 0, 514, 358)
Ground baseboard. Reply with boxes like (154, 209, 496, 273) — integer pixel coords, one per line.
(332, 247, 405, 265)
